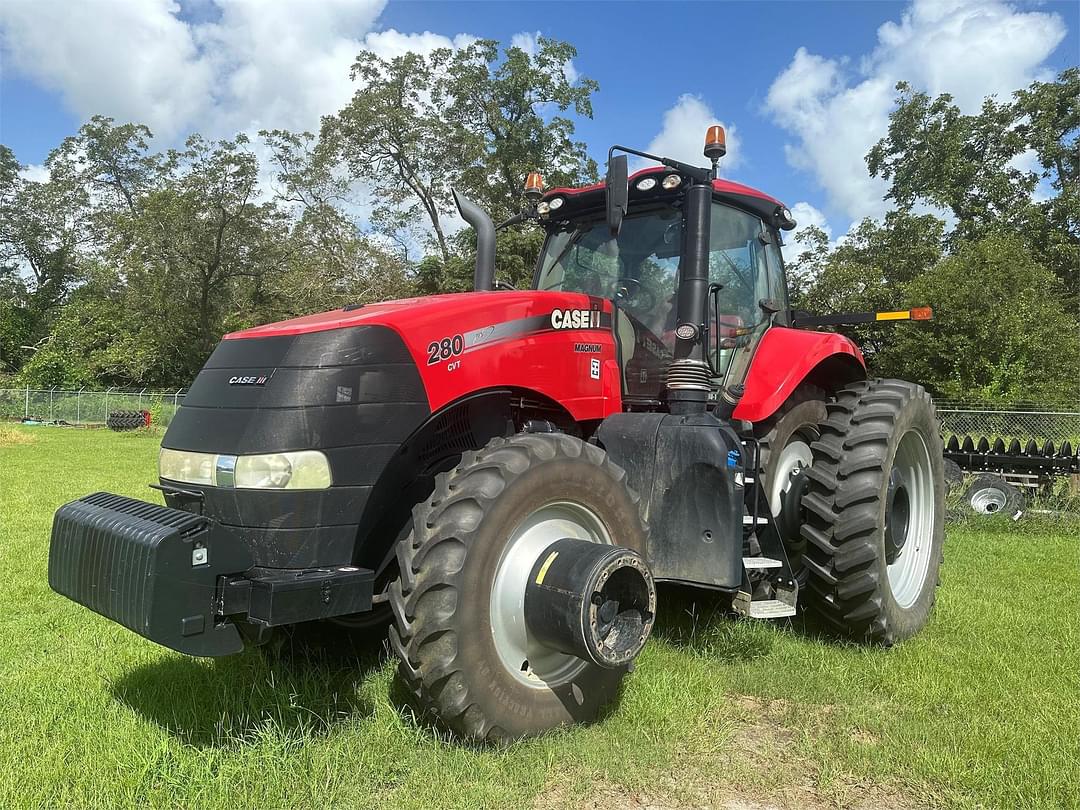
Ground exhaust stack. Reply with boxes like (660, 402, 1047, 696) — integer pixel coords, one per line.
(453, 189, 496, 292)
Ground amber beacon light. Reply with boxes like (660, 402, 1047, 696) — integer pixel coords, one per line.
(704, 125, 727, 159)
(524, 172, 545, 201)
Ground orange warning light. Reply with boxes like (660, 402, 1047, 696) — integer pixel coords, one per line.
(704, 125, 727, 159)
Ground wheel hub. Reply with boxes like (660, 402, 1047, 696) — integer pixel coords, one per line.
(768, 439, 813, 545)
(490, 501, 612, 687)
(970, 487, 1007, 514)
(884, 466, 911, 564)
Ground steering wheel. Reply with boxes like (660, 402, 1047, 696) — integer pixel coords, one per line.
(614, 277, 656, 312)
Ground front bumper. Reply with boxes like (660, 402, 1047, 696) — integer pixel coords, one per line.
(49, 493, 374, 657)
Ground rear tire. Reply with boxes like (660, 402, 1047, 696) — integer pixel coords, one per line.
(801, 379, 945, 645)
(389, 433, 647, 742)
(757, 386, 827, 580)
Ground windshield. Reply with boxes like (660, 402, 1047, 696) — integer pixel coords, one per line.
(536, 202, 777, 347)
(536, 206, 682, 336)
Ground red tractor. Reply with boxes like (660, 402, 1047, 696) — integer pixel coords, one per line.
(49, 127, 945, 742)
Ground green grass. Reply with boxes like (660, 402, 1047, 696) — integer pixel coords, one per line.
(1, 424, 1077, 809)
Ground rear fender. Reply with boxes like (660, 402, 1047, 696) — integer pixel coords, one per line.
(733, 327, 865, 423)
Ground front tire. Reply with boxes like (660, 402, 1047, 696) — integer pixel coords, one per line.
(389, 433, 647, 742)
(801, 379, 945, 644)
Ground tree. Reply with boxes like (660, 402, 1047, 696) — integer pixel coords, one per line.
(117, 133, 291, 374)
(796, 212, 945, 357)
(324, 37, 598, 269)
(322, 50, 467, 262)
(0, 144, 89, 372)
(867, 71, 1079, 295)
(877, 232, 1079, 403)
(441, 37, 599, 221)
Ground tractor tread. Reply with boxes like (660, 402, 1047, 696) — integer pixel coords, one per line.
(389, 433, 644, 743)
(800, 378, 945, 645)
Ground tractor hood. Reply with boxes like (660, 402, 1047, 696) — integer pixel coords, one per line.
(222, 290, 620, 422)
(159, 289, 619, 567)
(225, 291, 581, 341)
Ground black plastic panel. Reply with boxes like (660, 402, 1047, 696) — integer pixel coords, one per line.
(597, 412, 743, 589)
(159, 325, 431, 570)
(183, 365, 425, 409)
(163, 402, 428, 455)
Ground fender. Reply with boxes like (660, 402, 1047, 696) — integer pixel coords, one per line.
(732, 326, 865, 423)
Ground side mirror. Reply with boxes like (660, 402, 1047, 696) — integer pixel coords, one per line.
(606, 154, 628, 237)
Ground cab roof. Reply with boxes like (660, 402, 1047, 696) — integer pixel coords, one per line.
(541, 165, 789, 229)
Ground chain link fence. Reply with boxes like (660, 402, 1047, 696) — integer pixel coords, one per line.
(937, 401, 1080, 447)
(2, 388, 1076, 443)
(0, 388, 187, 427)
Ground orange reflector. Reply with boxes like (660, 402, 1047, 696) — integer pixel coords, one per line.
(910, 306, 933, 320)
(524, 172, 544, 195)
(875, 310, 911, 321)
(704, 125, 727, 159)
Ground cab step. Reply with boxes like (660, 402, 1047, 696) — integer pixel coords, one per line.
(742, 556, 782, 570)
(745, 599, 797, 619)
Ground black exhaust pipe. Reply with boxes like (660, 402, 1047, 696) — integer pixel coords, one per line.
(524, 538, 656, 669)
(452, 189, 496, 292)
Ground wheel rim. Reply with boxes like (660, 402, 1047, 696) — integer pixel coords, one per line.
(768, 432, 815, 553)
(490, 501, 612, 687)
(970, 487, 1006, 514)
(886, 429, 936, 609)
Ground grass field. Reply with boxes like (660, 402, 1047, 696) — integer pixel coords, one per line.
(1, 424, 1077, 809)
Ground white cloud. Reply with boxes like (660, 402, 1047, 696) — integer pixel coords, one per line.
(0, 1, 493, 149)
(363, 29, 477, 62)
(0, 0, 214, 143)
(639, 94, 740, 172)
(765, 0, 1067, 222)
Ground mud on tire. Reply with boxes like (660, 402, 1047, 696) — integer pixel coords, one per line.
(388, 433, 647, 742)
(800, 379, 945, 645)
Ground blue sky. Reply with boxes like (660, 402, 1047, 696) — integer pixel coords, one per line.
(2, 0, 1077, 244)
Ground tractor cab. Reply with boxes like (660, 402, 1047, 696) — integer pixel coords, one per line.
(532, 166, 791, 405)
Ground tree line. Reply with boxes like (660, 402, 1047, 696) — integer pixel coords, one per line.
(1, 38, 1076, 404)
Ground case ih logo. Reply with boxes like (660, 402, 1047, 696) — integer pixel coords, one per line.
(228, 375, 269, 386)
(550, 309, 601, 330)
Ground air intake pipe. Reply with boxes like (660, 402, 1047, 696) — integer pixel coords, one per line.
(667, 181, 713, 413)
(453, 189, 496, 292)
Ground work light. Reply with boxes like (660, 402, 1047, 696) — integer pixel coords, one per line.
(662, 174, 682, 190)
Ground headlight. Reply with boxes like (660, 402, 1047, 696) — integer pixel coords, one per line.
(159, 448, 332, 490)
(547, 196, 564, 211)
(159, 448, 216, 486)
(236, 451, 331, 489)
(662, 174, 682, 190)
(635, 177, 657, 191)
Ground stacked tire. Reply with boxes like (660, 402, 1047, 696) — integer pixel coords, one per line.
(106, 410, 146, 431)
